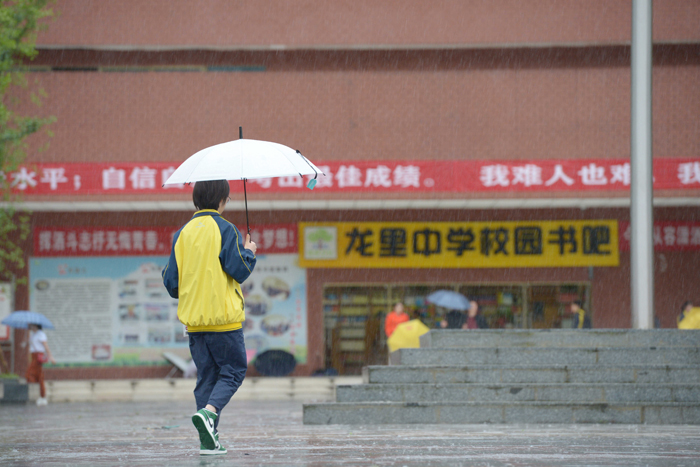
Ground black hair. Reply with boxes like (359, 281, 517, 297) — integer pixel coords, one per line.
(682, 301, 693, 312)
(573, 300, 583, 308)
(192, 180, 230, 210)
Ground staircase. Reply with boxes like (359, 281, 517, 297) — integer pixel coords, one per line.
(303, 330, 700, 424)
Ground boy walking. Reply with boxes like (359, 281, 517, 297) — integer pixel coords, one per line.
(162, 180, 257, 455)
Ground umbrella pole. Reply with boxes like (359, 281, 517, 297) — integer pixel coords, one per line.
(239, 126, 251, 236)
(243, 178, 251, 235)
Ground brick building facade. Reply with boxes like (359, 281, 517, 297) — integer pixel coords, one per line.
(3, 1, 699, 377)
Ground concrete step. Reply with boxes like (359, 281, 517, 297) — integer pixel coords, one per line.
(45, 376, 363, 403)
(391, 347, 700, 366)
(419, 329, 700, 349)
(336, 383, 700, 404)
(303, 401, 700, 425)
(364, 365, 700, 385)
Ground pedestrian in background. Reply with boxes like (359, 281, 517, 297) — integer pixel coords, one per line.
(678, 301, 693, 326)
(25, 324, 56, 406)
(463, 300, 488, 329)
(163, 179, 257, 456)
(384, 302, 409, 337)
(570, 301, 591, 329)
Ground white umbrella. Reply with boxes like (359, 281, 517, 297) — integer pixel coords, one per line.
(163, 128, 324, 232)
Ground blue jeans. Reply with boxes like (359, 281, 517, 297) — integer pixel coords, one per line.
(189, 329, 247, 431)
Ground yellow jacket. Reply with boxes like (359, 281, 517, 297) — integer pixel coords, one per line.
(162, 210, 256, 332)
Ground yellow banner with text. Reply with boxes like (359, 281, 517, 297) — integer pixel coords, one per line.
(298, 220, 618, 268)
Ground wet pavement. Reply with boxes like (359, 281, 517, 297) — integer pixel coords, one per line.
(2, 400, 700, 466)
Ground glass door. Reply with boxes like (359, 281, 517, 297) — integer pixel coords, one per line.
(323, 285, 388, 375)
(529, 283, 590, 329)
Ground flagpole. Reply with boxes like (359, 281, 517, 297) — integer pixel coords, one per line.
(630, 0, 654, 328)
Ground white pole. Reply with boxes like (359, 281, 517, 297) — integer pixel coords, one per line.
(630, 0, 654, 329)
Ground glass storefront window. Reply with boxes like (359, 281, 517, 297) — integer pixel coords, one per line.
(323, 282, 591, 374)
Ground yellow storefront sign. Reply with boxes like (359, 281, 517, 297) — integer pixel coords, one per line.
(299, 220, 618, 268)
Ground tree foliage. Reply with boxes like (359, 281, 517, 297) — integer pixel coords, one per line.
(0, 0, 54, 282)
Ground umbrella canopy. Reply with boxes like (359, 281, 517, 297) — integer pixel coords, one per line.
(1, 311, 55, 330)
(426, 290, 472, 311)
(162, 138, 323, 186)
(163, 130, 324, 234)
(387, 319, 430, 353)
(678, 307, 700, 329)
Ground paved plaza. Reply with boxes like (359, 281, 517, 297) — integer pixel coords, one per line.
(2, 400, 700, 466)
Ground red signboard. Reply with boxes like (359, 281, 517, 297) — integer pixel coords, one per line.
(7, 158, 700, 195)
(248, 224, 297, 254)
(33, 224, 297, 256)
(619, 222, 700, 251)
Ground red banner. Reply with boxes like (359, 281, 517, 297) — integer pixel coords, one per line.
(455, 159, 700, 192)
(619, 222, 700, 251)
(7, 158, 700, 195)
(33, 224, 297, 256)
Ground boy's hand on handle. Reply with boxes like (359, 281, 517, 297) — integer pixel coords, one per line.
(245, 234, 257, 255)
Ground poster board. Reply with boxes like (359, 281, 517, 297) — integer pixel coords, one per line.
(29, 254, 307, 366)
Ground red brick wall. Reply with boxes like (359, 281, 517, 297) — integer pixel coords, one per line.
(37, 0, 700, 48)
(17, 63, 700, 167)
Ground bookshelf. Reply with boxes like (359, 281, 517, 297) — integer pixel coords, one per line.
(323, 285, 389, 375)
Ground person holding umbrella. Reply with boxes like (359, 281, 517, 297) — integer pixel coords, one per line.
(1, 311, 56, 406)
(425, 290, 472, 329)
(161, 130, 321, 455)
(162, 179, 257, 456)
(26, 323, 56, 406)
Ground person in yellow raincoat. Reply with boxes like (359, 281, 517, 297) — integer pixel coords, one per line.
(677, 301, 700, 329)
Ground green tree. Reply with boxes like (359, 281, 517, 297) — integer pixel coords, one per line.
(0, 0, 54, 283)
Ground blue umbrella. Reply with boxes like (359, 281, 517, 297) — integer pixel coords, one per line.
(1, 311, 55, 330)
(426, 290, 471, 311)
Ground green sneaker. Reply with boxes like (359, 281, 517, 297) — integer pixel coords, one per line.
(200, 433, 227, 456)
(192, 408, 218, 451)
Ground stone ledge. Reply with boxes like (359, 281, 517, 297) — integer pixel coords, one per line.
(41, 376, 363, 403)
